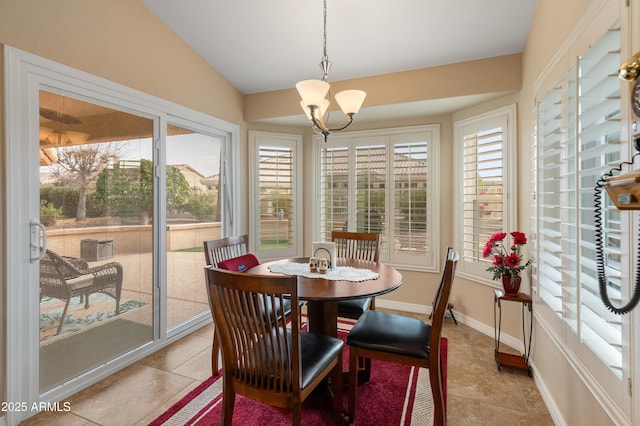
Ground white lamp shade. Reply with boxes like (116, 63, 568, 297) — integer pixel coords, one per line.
(334, 90, 367, 115)
(296, 79, 330, 107)
(300, 99, 329, 120)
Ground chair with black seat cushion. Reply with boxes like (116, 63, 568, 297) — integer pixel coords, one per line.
(203, 234, 296, 375)
(346, 247, 458, 426)
(205, 267, 345, 426)
(331, 231, 381, 320)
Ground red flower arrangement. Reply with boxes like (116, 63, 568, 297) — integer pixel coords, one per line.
(483, 231, 532, 282)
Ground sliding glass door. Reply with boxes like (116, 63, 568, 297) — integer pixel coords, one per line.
(4, 47, 238, 424)
(38, 90, 155, 392)
(165, 123, 224, 331)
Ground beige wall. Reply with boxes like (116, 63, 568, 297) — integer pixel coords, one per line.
(245, 54, 522, 121)
(0, 0, 625, 423)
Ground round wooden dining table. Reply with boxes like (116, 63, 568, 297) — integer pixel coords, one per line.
(248, 257, 403, 338)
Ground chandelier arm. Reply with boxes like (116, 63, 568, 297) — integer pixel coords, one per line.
(307, 105, 328, 132)
(326, 114, 354, 132)
(307, 105, 355, 142)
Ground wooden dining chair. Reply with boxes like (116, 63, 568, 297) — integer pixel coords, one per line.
(203, 234, 251, 269)
(203, 234, 295, 375)
(346, 247, 458, 426)
(203, 235, 256, 375)
(331, 231, 381, 320)
(205, 267, 345, 426)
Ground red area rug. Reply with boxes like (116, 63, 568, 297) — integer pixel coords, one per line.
(149, 319, 447, 425)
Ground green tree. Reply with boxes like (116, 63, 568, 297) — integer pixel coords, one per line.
(39, 200, 62, 226)
(184, 190, 216, 221)
(95, 159, 190, 224)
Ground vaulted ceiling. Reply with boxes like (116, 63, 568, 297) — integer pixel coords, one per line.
(140, 0, 538, 94)
(140, 1, 539, 126)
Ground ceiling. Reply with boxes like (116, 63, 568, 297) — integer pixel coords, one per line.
(140, 0, 539, 123)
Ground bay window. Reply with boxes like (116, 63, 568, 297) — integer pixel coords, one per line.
(316, 126, 439, 271)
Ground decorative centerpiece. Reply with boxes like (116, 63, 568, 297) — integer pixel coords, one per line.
(483, 231, 532, 295)
(312, 242, 336, 270)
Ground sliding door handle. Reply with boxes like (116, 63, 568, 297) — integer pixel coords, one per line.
(30, 220, 46, 262)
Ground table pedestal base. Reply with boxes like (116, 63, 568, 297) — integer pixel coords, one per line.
(306, 300, 338, 338)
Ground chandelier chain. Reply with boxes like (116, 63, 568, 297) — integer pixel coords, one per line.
(321, 0, 330, 82)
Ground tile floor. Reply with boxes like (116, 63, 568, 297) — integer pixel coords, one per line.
(21, 309, 554, 426)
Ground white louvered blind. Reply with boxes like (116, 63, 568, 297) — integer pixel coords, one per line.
(537, 82, 563, 314)
(318, 126, 439, 270)
(257, 145, 295, 250)
(355, 143, 386, 236)
(577, 22, 623, 375)
(393, 141, 429, 257)
(462, 127, 504, 265)
(320, 146, 349, 242)
(536, 21, 623, 377)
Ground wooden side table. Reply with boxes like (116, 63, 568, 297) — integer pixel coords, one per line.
(493, 289, 533, 376)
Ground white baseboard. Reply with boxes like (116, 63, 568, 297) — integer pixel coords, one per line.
(376, 299, 429, 315)
(529, 359, 566, 426)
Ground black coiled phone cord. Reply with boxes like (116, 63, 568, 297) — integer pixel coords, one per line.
(594, 154, 640, 314)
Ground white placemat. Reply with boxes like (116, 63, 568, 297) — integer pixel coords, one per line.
(268, 262, 380, 282)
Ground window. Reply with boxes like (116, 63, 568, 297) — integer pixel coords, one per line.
(533, 12, 630, 412)
(454, 106, 516, 280)
(249, 131, 303, 260)
(316, 126, 439, 271)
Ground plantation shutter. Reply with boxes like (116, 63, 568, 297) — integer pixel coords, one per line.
(392, 139, 430, 260)
(318, 127, 439, 269)
(320, 145, 350, 241)
(462, 126, 504, 264)
(257, 145, 295, 249)
(354, 140, 387, 239)
(249, 131, 302, 260)
(577, 23, 623, 375)
(535, 21, 623, 376)
(537, 74, 574, 318)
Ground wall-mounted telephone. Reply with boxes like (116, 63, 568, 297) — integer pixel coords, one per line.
(593, 52, 640, 314)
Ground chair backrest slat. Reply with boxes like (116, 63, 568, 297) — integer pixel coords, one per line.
(203, 234, 250, 267)
(331, 231, 380, 262)
(205, 267, 301, 396)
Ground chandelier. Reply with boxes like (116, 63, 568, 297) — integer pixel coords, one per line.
(296, 0, 366, 142)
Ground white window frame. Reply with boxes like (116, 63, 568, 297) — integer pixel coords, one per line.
(454, 105, 517, 284)
(4, 45, 239, 423)
(531, 0, 632, 419)
(248, 131, 303, 261)
(312, 125, 440, 272)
